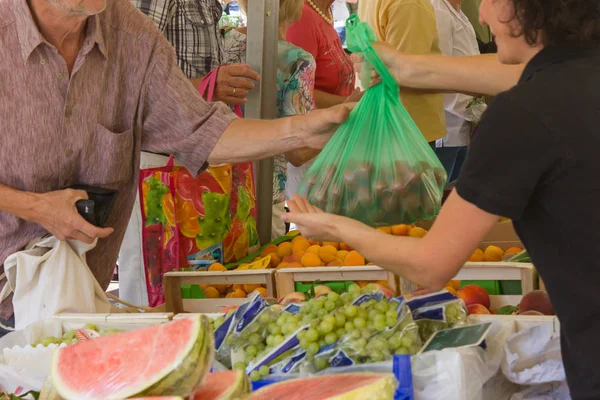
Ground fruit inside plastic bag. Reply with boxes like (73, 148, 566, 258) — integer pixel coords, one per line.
(298, 15, 446, 226)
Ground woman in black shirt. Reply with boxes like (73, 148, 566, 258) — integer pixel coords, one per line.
(284, 0, 600, 398)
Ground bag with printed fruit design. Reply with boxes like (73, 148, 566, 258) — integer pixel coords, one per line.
(139, 156, 258, 307)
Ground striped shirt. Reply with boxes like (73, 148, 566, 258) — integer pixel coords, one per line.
(0, 0, 236, 319)
(132, 0, 225, 78)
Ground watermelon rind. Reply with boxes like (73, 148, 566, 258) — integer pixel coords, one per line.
(248, 373, 398, 400)
(137, 315, 214, 397)
(193, 370, 250, 400)
(51, 316, 208, 400)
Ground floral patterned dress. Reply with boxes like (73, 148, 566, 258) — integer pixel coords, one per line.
(222, 29, 316, 205)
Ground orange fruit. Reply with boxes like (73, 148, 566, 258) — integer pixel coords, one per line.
(504, 247, 523, 256)
(357, 281, 369, 288)
(375, 280, 389, 288)
(243, 284, 262, 293)
(308, 239, 320, 246)
(469, 248, 485, 262)
(408, 227, 427, 238)
(301, 253, 322, 268)
(447, 280, 461, 291)
(336, 250, 349, 261)
(377, 227, 392, 234)
(209, 263, 227, 272)
(253, 287, 268, 297)
(344, 251, 365, 266)
(287, 262, 303, 268)
(276, 262, 290, 270)
(327, 260, 343, 266)
(318, 245, 338, 263)
(200, 284, 209, 289)
(484, 245, 504, 262)
(268, 253, 281, 269)
(322, 242, 340, 250)
(233, 284, 244, 292)
(277, 242, 294, 258)
(261, 245, 278, 258)
(214, 284, 231, 295)
(339, 242, 352, 251)
(391, 224, 411, 236)
(292, 237, 311, 253)
(306, 245, 321, 255)
(203, 286, 220, 299)
(231, 289, 247, 298)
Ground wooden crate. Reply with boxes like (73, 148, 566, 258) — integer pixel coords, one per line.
(164, 270, 276, 314)
(275, 266, 398, 298)
(400, 262, 537, 298)
(52, 313, 174, 331)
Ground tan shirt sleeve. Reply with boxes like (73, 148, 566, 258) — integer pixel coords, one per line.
(140, 39, 237, 175)
(383, 1, 439, 55)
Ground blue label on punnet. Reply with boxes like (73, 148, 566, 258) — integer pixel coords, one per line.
(413, 304, 447, 323)
(282, 303, 301, 315)
(214, 313, 234, 350)
(329, 349, 355, 368)
(406, 290, 456, 311)
(247, 325, 309, 374)
(352, 292, 384, 306)
(279, 349, 307, 373)
(235, 295, 268, 334)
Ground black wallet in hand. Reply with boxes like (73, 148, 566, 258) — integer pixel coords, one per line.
(70, 185, 118, 227)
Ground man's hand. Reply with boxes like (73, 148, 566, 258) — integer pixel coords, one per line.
(29, 189, 114, 244)
(214, 64, 260, 105)
(351, 42, 404, 87)
(282, 196, 344, 242)
(297, 103, 355, 150)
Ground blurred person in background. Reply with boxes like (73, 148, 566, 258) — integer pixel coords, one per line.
(358, 0, 446, 147)
(461, 0, 496, 53)
(430, 0, 486, 180)
(286, 0, 362, 109)
(332, 0, 349, 45)
(222, 0, 318, 238)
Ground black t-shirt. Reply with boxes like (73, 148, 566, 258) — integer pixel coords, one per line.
(456, 42, 600, 400)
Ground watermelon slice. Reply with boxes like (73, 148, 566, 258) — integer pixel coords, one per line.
(193, 370, 250, 400)
(51, 316, 213, 400)
(248, 373, 398, 400)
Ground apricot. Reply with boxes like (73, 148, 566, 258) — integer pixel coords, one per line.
(268, 253, 281, 269)
(292, 237, 311, 253)
(319, 245, 338, 263)
(504, 247, 523, 256)
(391, 224, 411, 236)
(301, 253, 322, 268)
(336, 250, 349, 261)
(327, 260, 343, 266)
(253, 287, 268, 297)
(261, 245, 278, 258)
(377, 227, 392, 235)
(287, 262, 303, 269)
(484, 245, 504, 262)
(467, 304, 491, 315)
(203, 286, 220, 299)
(408, 227, 427, 238)
(243, 284, 262, 293)
(322, 241, 340, 250)
(208, 263, 227, 272)
(306, 245, 321, 255)
(344, 250, 365, 266)
(277, 242, 294, 258)
(469, 248, 485, 262)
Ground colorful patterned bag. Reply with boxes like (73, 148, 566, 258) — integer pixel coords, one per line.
(139, 68, 258, 307)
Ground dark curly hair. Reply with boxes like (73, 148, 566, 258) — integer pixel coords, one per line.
(507, 0, 600, 46)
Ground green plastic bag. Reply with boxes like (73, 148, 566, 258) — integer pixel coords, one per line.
(298, 15, 447, 226)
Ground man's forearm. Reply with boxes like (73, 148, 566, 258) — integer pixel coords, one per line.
(208, 117, 305, 165)
(400, 54, 524, 96)
(0, 184, 39, 221)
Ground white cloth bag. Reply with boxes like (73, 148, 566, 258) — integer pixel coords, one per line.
(0, 236, 112, 330)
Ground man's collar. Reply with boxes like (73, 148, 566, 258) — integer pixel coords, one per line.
(12, 0, 108, 62)
(520, 41, 600, 83)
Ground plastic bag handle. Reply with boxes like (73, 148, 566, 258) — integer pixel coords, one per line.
(346, 15, 400, 93)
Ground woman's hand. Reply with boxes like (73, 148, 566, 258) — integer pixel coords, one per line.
(282, 196, 345, 242)
(351, 42, 403, 87)
(344, 88, 364, 103)
(297, 103, 355, 150)
(214, 64, 261, 105)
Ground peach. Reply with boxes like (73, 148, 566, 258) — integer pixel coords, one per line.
(314, 285, 333, 297)
(467, 304, 491, 315)
(280, 292, 306, 305)
(518, 290, 555, 315)
(457, 285, 490, 309)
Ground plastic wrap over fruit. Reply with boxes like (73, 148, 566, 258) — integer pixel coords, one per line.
(298, 16, 446, 226)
